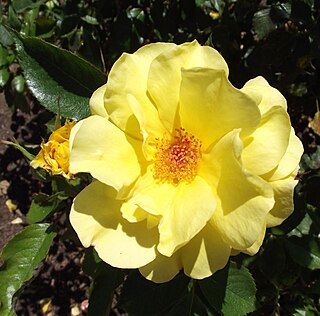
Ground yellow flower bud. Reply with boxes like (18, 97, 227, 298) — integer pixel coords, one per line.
(30, 120, 76, 178)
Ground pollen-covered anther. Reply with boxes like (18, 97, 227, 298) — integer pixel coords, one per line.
(153, 128, 202, 185)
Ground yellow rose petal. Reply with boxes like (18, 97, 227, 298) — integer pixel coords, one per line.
(241, 76, 287, 115)
(264, 128, 304, 181)
(104, 42, 175, 138)
(266, 176, 297, 227)
(147, 40, 229, 132)
(69, 115, 141, 190)
(30, 120, 75, 178)
(139, 251, 181, 283)
(90, 83, 109, 117)
(241, 226, 266, 256)
(181, 223, 231, 279)
(125, 168, 217, 256)
(242, 106, 291, 176)
(179, 68, 260, 149)
(157, 176, 216, 256)
(140, 223, 231, 282)
(200, 129, 274, 250)
(70, 180, 158, 268)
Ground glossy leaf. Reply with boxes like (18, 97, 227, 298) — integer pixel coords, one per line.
(0, 224, 56, 316)
(0, 25, 14, 46)
(284, 236, 320, 270)
(9, 29, 106, 119)
(26, 193, 64, 224)
(199, 262, 257, 316)
(253, 8, 275, 40)
(11, 74, 25, 93)
(0, 44, 8, 66)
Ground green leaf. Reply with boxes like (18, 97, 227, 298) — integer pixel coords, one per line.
(199, 262, 257, 316)
(253, 8, 275, 40)
(26, 193, 63, 224)
(288, 212, 313, 237)
(8, 28, 106, 119)
(11, 74, 25, 93)
(51, 176, 85, 200)
(119, 271, 190, 316)
(127, 8, 145, 22)
(81, 15, 99, 25)
(0, 67, 10, 87)
(300, 146, 320, 171)
(211, 0, 226, 15)
(0, 25, 14, 47)
(82, 248, 124, 316)
(8, 6, 22, 31)
(1, 140, 35, 161)
(284, 236, 320, 270)
(0, 224, 56, 315)
(12, 0, 42, 13)
(0, 44, 8, 66)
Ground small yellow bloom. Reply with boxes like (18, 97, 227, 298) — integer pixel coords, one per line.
(209, 11, 220, 19)
(69, 41, 303, 282)
(31, 120, 76, 178)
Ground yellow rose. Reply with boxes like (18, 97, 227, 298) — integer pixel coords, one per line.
(69, 41, 303, 282)
(31, 120, 76, 179)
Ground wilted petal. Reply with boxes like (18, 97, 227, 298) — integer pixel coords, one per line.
(70, 181, 158, 268)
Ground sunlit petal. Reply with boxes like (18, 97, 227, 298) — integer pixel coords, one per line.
(70, 181, 158, 268)
(242, 106, 291, 176)
(69, 115, 140, 190)
(148, 40, 229, 132)
(179, 68, 260, 149)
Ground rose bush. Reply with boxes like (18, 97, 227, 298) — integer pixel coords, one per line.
(69, 40, 303, 282)
(31, 120, 76, 179)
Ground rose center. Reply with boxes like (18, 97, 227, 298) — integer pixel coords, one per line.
(153, 128, 202, 185)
